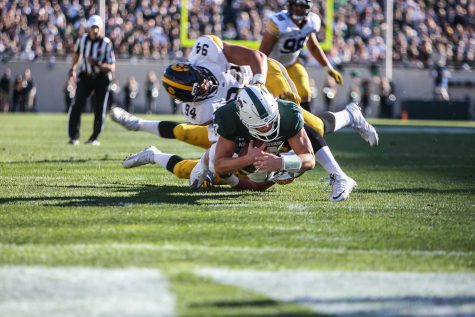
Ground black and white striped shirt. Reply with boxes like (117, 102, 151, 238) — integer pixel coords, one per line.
(74, 34, 115, 76)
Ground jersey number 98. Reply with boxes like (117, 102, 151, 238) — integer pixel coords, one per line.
(280, 37, 306, 54)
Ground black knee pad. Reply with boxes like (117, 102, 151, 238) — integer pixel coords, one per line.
(317, 112, 336, 134)
(158, 121, 179, 139)
(166, 155, 183, 173)
(300, 101, 311, 112)
(304, 124, 327, 153)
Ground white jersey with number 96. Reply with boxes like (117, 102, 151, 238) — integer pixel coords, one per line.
(181, 36, 252, 142)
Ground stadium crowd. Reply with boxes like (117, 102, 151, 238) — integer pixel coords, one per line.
(0, 0, 473, 68)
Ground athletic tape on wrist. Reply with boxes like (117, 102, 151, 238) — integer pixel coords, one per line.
(223, 174, 239, 187)
(251, 74, 266, 85)
(281, 154, 302, 172)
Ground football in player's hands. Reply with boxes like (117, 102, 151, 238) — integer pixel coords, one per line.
(239, 139, 266, 173)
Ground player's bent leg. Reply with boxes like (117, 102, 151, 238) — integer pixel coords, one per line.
(189, 151, 209, 190)
(172, 159, 199, 180)
(325, 173, 358, 202)
(316, 103, 379, 146)
(305, 126, 357, 201)
(110, 107, 140, 131)
(286, 62, 312, 111)
(302, 109, 325, 137)
(265, 58, 301, 105)
(123, 146, 161, 168)
(345, 103, 379, 146)
(173, 124, 212, 149)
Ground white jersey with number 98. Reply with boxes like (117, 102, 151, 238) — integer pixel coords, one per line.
(266, 10, 321, 67)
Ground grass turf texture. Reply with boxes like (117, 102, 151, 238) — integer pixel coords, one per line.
(1, 114, 474, 316)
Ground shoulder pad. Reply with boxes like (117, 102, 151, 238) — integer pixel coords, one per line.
(189, 36, 224, 65)
(307, 12, 321, 32)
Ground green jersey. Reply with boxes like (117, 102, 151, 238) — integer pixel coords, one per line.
(213, 99, 304, 154)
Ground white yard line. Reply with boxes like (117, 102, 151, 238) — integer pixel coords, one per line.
(341, 126, 475, 134)
(1, 243, 473, 258)
(197, 268, 475, 317)
(0, 266, 175, 317)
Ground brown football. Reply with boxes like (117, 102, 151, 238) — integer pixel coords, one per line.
(239, 139, 266, 173)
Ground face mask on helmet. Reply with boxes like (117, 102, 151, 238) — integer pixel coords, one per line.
(237, 86, 281, 142)
(287, 0, 312, 22)
(161, 63, 218, 102)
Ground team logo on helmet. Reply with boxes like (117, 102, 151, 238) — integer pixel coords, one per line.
(171, 64, 190, 72)
(167, 87, 176, 95)
(237, 86, 281, 142)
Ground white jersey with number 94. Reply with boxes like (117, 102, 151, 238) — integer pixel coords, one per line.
(181, 36, 252, 141)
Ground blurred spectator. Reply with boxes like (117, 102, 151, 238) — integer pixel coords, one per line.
(22, 68, 37, 112)
(108, 78, 120, 110)
(322, 75, 338, 112)
(12, 75, 25, 112)
(360, 78, 371, 114)
(308, 78, 318, 113)
(379, 76, 396, 118)
(432, 42, 451, 101)
(123, 76, 139, 113)
(144, 71, 158, 114)
(0, 1, 472, 68)
(348, 70, 361, 104)
(0, 68, 11, 112)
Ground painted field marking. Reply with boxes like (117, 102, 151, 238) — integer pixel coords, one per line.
(0, 266, 175, 317)
(1, 243, 473, 258)
(197, 269, 475, 317)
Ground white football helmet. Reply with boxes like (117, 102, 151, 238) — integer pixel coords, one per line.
(236, 86, 280, 142)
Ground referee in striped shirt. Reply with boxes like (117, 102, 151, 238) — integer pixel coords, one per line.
(67, 15, 115, 146)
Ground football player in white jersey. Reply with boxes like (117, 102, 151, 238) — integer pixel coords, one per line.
(112, 35, 376, 201)
(259, 0, 343, 112)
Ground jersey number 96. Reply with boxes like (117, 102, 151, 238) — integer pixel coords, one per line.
(196, 43, 209, 56)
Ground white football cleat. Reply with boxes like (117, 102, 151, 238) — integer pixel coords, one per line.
(110, 107, 140, 131)
(123, 146, 159, 168)
(325, 173, 357, 202)
(68, 139, 80, 146)
(346, 103, 379, 146)
(189, 154, 209, 190)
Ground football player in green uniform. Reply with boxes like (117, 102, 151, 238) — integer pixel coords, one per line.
(124, 86, 357, 200)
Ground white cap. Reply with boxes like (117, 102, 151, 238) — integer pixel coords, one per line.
(87, 15, 103, 28)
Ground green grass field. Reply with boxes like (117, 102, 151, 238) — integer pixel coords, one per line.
(1, 114, 474, 316)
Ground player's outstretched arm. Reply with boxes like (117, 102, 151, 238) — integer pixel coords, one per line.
(215, 138, 267, 175)
(259, 30, 278, 56)
(306, 33, 343, 85)
(222, 42, 268, 83)
(254, 128, 315, 173)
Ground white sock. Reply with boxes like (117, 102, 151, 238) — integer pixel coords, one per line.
(331, 109, 352, 132)
(207, 143, 216, 173)
(138, 120, 161, 136)
(315, 146, 345, 176)
(152, 151, 174, 168)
